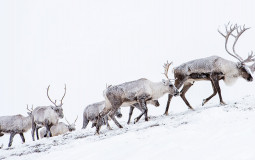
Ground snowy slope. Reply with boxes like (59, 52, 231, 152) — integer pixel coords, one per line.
(1, 95, 255, 160)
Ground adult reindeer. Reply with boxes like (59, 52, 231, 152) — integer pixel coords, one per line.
(95, 62, 179, 134)
(0, 105, 33, 147)
(164, 23, 255, 115)
(31, 84, 66, 141)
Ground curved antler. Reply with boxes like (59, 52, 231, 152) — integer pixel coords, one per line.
(60, 84, 67, 106)
(218, 23, 254, 64)
(47, 85, 58, 107)
(218, 23, 242, 62)
(163, 61, 173, 80)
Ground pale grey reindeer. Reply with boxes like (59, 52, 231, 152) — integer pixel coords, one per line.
(164, 23, 255, 115)
(40, 116, 77, 138)
(82, 101, 122, 130)
(95, 62, 179, 134)
(31, 84, 66, 141)
(127, 100, 160, 124)
(0, 105, 33, 147)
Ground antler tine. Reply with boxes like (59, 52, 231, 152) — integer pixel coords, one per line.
(163, 61, 173, 80)
(65, 118, 71, 125)
(26, 104, 33, 112)
(231, 24, 250, 62)
(47, 85, 58, 107)
(218, 23, 243, 62)
(242, 51, 255, 64)
(74, 116, 78, 124)
(26, 104, 31, 112)
(60, 84, 67, 105)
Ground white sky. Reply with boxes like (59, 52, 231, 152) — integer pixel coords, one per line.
(0, 0, 255, 127)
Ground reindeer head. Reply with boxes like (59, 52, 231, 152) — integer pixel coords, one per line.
(65, 116, 78, 132)
(47, 84, 67, 119)
(218, 23, 254, 82)
(163, 61, 179, 96)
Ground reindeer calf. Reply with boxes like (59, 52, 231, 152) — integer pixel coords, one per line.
(82, 101, 122, 130)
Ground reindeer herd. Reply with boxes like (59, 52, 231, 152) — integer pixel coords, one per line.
(1, 23, 255, 148)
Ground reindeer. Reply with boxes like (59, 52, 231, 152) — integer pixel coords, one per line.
(0, 105, 33, 147)
(40, 116, 77, 138)
(82, 101, 122, 130)
(127, 100, 160, 124)
(31, 84, 66, 141)
(95, 62, 179, 134)
(164, 23, 255, 115)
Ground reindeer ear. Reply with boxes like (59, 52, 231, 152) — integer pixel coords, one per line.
(237, 62, 243, 69)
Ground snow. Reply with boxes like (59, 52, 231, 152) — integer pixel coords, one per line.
(1, 95, 255, 160)
(1, 0, 255, 159)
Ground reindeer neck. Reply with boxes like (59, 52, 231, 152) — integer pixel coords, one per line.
(150, 82, 168, 99)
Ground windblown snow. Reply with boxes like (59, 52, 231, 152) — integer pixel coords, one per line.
(1, 95, 255, 160)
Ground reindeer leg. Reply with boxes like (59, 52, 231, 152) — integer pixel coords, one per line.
(211, 73, 226, 105)
(45, 120, 52, 137)
(127, 106, 135, 124)
(109, 108, 123, 128)
(180, 82, 194, 110)
(19, 133, 25, 143)
(104, 116, 112, 130)
(164, 79, 184, 115)
(96, 107, 111, 134)
(36, 127, 40, 140)
(202, 80, 217, 106)
(8, 132, 16, 147)
(134, 99, 147, 123)
(31, 121, 36, 141)
(82, 117, 89, 129)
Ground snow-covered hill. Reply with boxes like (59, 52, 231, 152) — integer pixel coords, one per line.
(1, 95, 255, 160)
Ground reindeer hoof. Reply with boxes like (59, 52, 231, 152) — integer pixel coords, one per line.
(202, 99, 206, 106)
(134, 118, 138, 124)
(189, 107, 195, 111)
(220, 102, 226, 106)
(119, 125, 123, 128)
(164, 112, 169, 116)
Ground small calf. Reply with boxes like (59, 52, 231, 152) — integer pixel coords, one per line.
(82, 101, 122, 130)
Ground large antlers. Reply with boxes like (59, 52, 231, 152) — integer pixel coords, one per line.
(47, 84, 67, 107)
(163, 61, 173, 80)
(218, 23, 254, 64)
